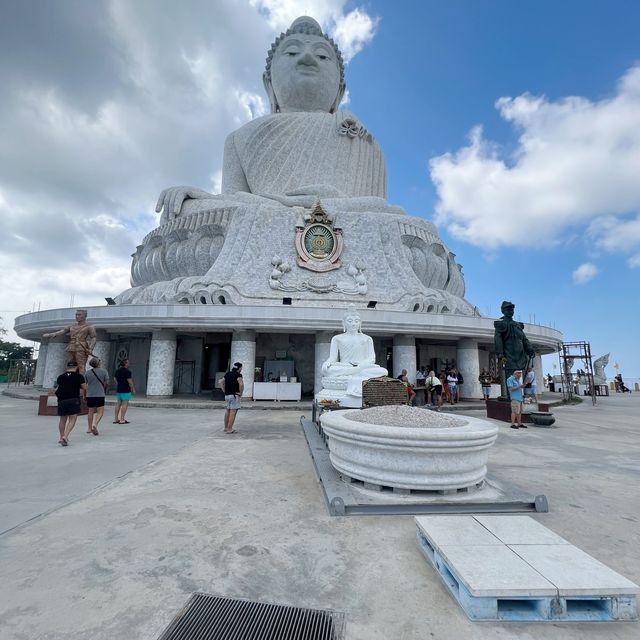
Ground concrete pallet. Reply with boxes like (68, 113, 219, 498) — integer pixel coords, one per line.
(415, 515, 639, 622)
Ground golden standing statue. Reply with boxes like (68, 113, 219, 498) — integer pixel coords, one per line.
(43, 309, 97, 374)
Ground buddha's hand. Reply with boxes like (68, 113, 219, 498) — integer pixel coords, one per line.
(155, 186, 214, 220)
(263, 184, 345, 208)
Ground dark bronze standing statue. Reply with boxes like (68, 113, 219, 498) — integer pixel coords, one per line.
(494, 301, 535, 397)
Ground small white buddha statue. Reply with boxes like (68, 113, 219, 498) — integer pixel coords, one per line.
(317, 307, 387, 407)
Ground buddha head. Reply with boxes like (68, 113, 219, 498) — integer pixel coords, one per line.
(263, 16, 346, 114)
(342, 307, 362, 334)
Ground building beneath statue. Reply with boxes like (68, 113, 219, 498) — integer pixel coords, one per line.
(15, 16, 561, 396)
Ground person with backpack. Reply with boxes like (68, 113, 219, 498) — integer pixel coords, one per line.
(85, 357, 110, 436)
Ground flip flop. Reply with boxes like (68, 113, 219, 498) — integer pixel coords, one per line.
(224, 429, 237, 434)
(112, 420, 120, 424)
(92, 427, 99, 435)
(119, 420, 130, 424)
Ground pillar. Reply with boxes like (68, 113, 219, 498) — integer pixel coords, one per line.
(456, 338, 481, 399)
(92, 330, 112, 371)
(533, 354, 544, 396)
(393, 335, 416, 383)
(34, 340, 48, 387)
(146, 329, 177, 396)
(230, 330, 256, 398)
(42, 337, 67, 389)
(314, 331, 333, 393)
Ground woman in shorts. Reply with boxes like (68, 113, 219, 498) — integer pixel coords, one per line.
(85, 357, 110, 435)
(114, 358, 136, 424)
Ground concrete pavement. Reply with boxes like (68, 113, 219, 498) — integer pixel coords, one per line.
(0, 390, 638, 639)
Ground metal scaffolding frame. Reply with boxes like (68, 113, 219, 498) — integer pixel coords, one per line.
(558, 341, 596, 405)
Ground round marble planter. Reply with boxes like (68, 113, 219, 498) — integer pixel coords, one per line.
(530, 411, 556, 427)
(320, 410, 499, 491)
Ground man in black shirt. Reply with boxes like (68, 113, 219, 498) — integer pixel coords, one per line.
(220, 362, 244, 433)
(50, 360, 87, 446)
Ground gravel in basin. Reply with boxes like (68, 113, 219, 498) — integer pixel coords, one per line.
(347, 405, 467, 428)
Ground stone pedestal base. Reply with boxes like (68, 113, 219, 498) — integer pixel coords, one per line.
(315, 390, 362, 408)
(486, 399, 550, 424)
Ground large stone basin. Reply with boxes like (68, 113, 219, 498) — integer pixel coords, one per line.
(320, 407, 499, 491)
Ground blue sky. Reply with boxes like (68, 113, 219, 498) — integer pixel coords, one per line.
(1, 0, 638, 381)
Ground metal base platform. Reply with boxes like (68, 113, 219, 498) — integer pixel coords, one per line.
(300, 418, 549, 516)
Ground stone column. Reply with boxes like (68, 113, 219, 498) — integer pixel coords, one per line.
(146, 329, 177, 397)
(230, 330, 256, 399)
(456, 339, 481, 399)
(34, 340, 48, 387)
(42, 337, 67, 389)
(314, 331, 333, 393)
(533, 354, 544, 396)
(92, 330, 112, 371)
(393, 335, 416, 383)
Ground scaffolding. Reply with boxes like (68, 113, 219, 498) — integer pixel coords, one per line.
(558, 341, 596, 405)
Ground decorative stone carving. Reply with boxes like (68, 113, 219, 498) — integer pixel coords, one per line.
(295, 201, 343, 272)
(593, 353, 610, 385)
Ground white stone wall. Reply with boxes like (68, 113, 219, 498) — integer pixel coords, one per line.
(231, 330, 256, 398)
(147, 330, 177, 396)
(457, 338, 481, 399)
(533, 354, 544, 394)
(93, 331, 112, 374)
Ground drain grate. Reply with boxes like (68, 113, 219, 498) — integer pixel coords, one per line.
(158, 593, 346, 640)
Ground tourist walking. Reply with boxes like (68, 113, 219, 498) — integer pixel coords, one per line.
(113, 358, 135, 424)
(506, 369, 526, 429)
(50, 360, 86, 446)
(425, 370, 443, 410)
(446, 370, 458, 405)
(85, 357, 109, 435)
(479, 368, 492, 400)
(221, 362, 244, 433)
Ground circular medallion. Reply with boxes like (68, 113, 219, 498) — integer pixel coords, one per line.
(303, 224, 335, 259)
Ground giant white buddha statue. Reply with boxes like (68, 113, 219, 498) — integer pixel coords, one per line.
(116, 16, 477, 317)
(317, 308, 387, 407)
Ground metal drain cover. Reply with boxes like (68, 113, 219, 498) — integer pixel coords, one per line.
(158, 593, 346, 640)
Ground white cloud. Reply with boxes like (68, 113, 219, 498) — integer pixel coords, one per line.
(628, 254, 640, 268)
(331, 9, 379, 63)
(572, 262, 599, 284)
(430, 66, 640, 264)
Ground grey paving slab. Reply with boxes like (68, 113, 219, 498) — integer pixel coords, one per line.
(415, 515, 502, 546)
(474, 515, 570, 545)
(511, 544, 640, 596)
(1, 390, 640, 639)
(435, 544, 557, 597)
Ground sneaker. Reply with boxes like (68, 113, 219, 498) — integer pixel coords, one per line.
(510, 424, 519, 429)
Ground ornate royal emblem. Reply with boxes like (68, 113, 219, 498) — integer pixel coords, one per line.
(295, 201, 343, 272)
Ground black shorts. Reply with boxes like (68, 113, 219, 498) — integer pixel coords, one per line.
(86, 397, 105, 408)
(57, 397, 81, 416)
(429, 386, 442, 396)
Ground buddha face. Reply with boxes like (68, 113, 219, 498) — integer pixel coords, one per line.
(269, 33, 342, 113)
(343, 313, 361, 334)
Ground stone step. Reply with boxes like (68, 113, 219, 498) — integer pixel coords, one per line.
(415, 515, 639, 621)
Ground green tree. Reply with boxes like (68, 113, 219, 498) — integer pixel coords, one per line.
(0, 341, 33, 372)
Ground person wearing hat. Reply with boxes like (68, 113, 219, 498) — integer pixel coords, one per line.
(50, 360, 86, 446)
(220, 362, 244, 433)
